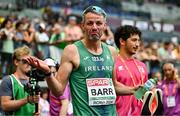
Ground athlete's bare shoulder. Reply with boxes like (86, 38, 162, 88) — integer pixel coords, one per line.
(61, 44, 79, 68)
(108, 45, 118, 59)
(64, 44, 77, 53)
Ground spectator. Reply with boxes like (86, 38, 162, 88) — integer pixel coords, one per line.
(101, 26, 114, 46)
(23, 23, 36, 47)
(14, 21, 26, 49)
(35, 22, 50, 59)
(172, 44, 180, 60)
(157, 41, 174, 61)
(44, 58, 72, 116)
(158, 62, 180, 115)
(39, 88, 50, 116)
(0, 18, 15, 76)
(64, 16, 83, 44)
(49, 23, 67, 63)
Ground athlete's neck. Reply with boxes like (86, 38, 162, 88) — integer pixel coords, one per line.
(82, 39, 102, 55)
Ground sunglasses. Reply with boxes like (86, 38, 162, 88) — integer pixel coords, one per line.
(83, 6, 107, 18)
(17, 59, 29, 64)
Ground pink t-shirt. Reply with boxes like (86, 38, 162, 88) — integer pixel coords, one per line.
(50, 84, 71, 116)
(115, 57, 148, 116)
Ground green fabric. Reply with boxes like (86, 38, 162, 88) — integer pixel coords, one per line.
(49, 32, 67, 49)
(10, 75, 35, 115)
(2, 39, 14, 53)
(69, 41, 117, 116)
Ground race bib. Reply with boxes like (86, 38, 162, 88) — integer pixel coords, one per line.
(167, 96, 176, 107)
(86, 78, 116, 106)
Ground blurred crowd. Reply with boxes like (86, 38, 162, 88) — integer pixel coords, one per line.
(0, 5, 118, 77)
(0, 4, 180, 116)
(0, 7, 84, 77)
(1, 6, 180, 78)
(137, 40, 180, 75)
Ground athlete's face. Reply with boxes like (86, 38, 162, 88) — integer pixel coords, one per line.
(124, 34, 141, 55)
(81, 12, 106, 41)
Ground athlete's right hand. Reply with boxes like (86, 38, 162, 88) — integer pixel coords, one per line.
(22, 56, 51, 74)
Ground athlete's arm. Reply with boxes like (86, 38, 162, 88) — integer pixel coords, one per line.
(23, 44, 78, 97)
(108, 46, 136, 95)
(107, 45, 116, 58)
(46, 44, 78, 97)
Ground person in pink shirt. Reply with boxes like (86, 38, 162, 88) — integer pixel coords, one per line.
(114, 25, 148, 116)
(44, 58, 72, 116)
(49, 84, 72, 116)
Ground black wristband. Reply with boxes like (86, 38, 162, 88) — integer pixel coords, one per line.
(45, 72, 51, 77)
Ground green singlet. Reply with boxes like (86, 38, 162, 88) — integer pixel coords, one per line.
(69, 41, 117, 116)
(10, 75, 35, 115)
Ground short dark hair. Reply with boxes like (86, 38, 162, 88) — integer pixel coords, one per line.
(15, 21, 23, 29)
(114, 25, 141, 49)
(40, 88, 49, 97)
(82, 6, 107, 22)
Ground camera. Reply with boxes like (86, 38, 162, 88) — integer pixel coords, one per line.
(26, 68, 46, 81)
(24, 68, 45, 96)
(24, 68, 46, 113)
